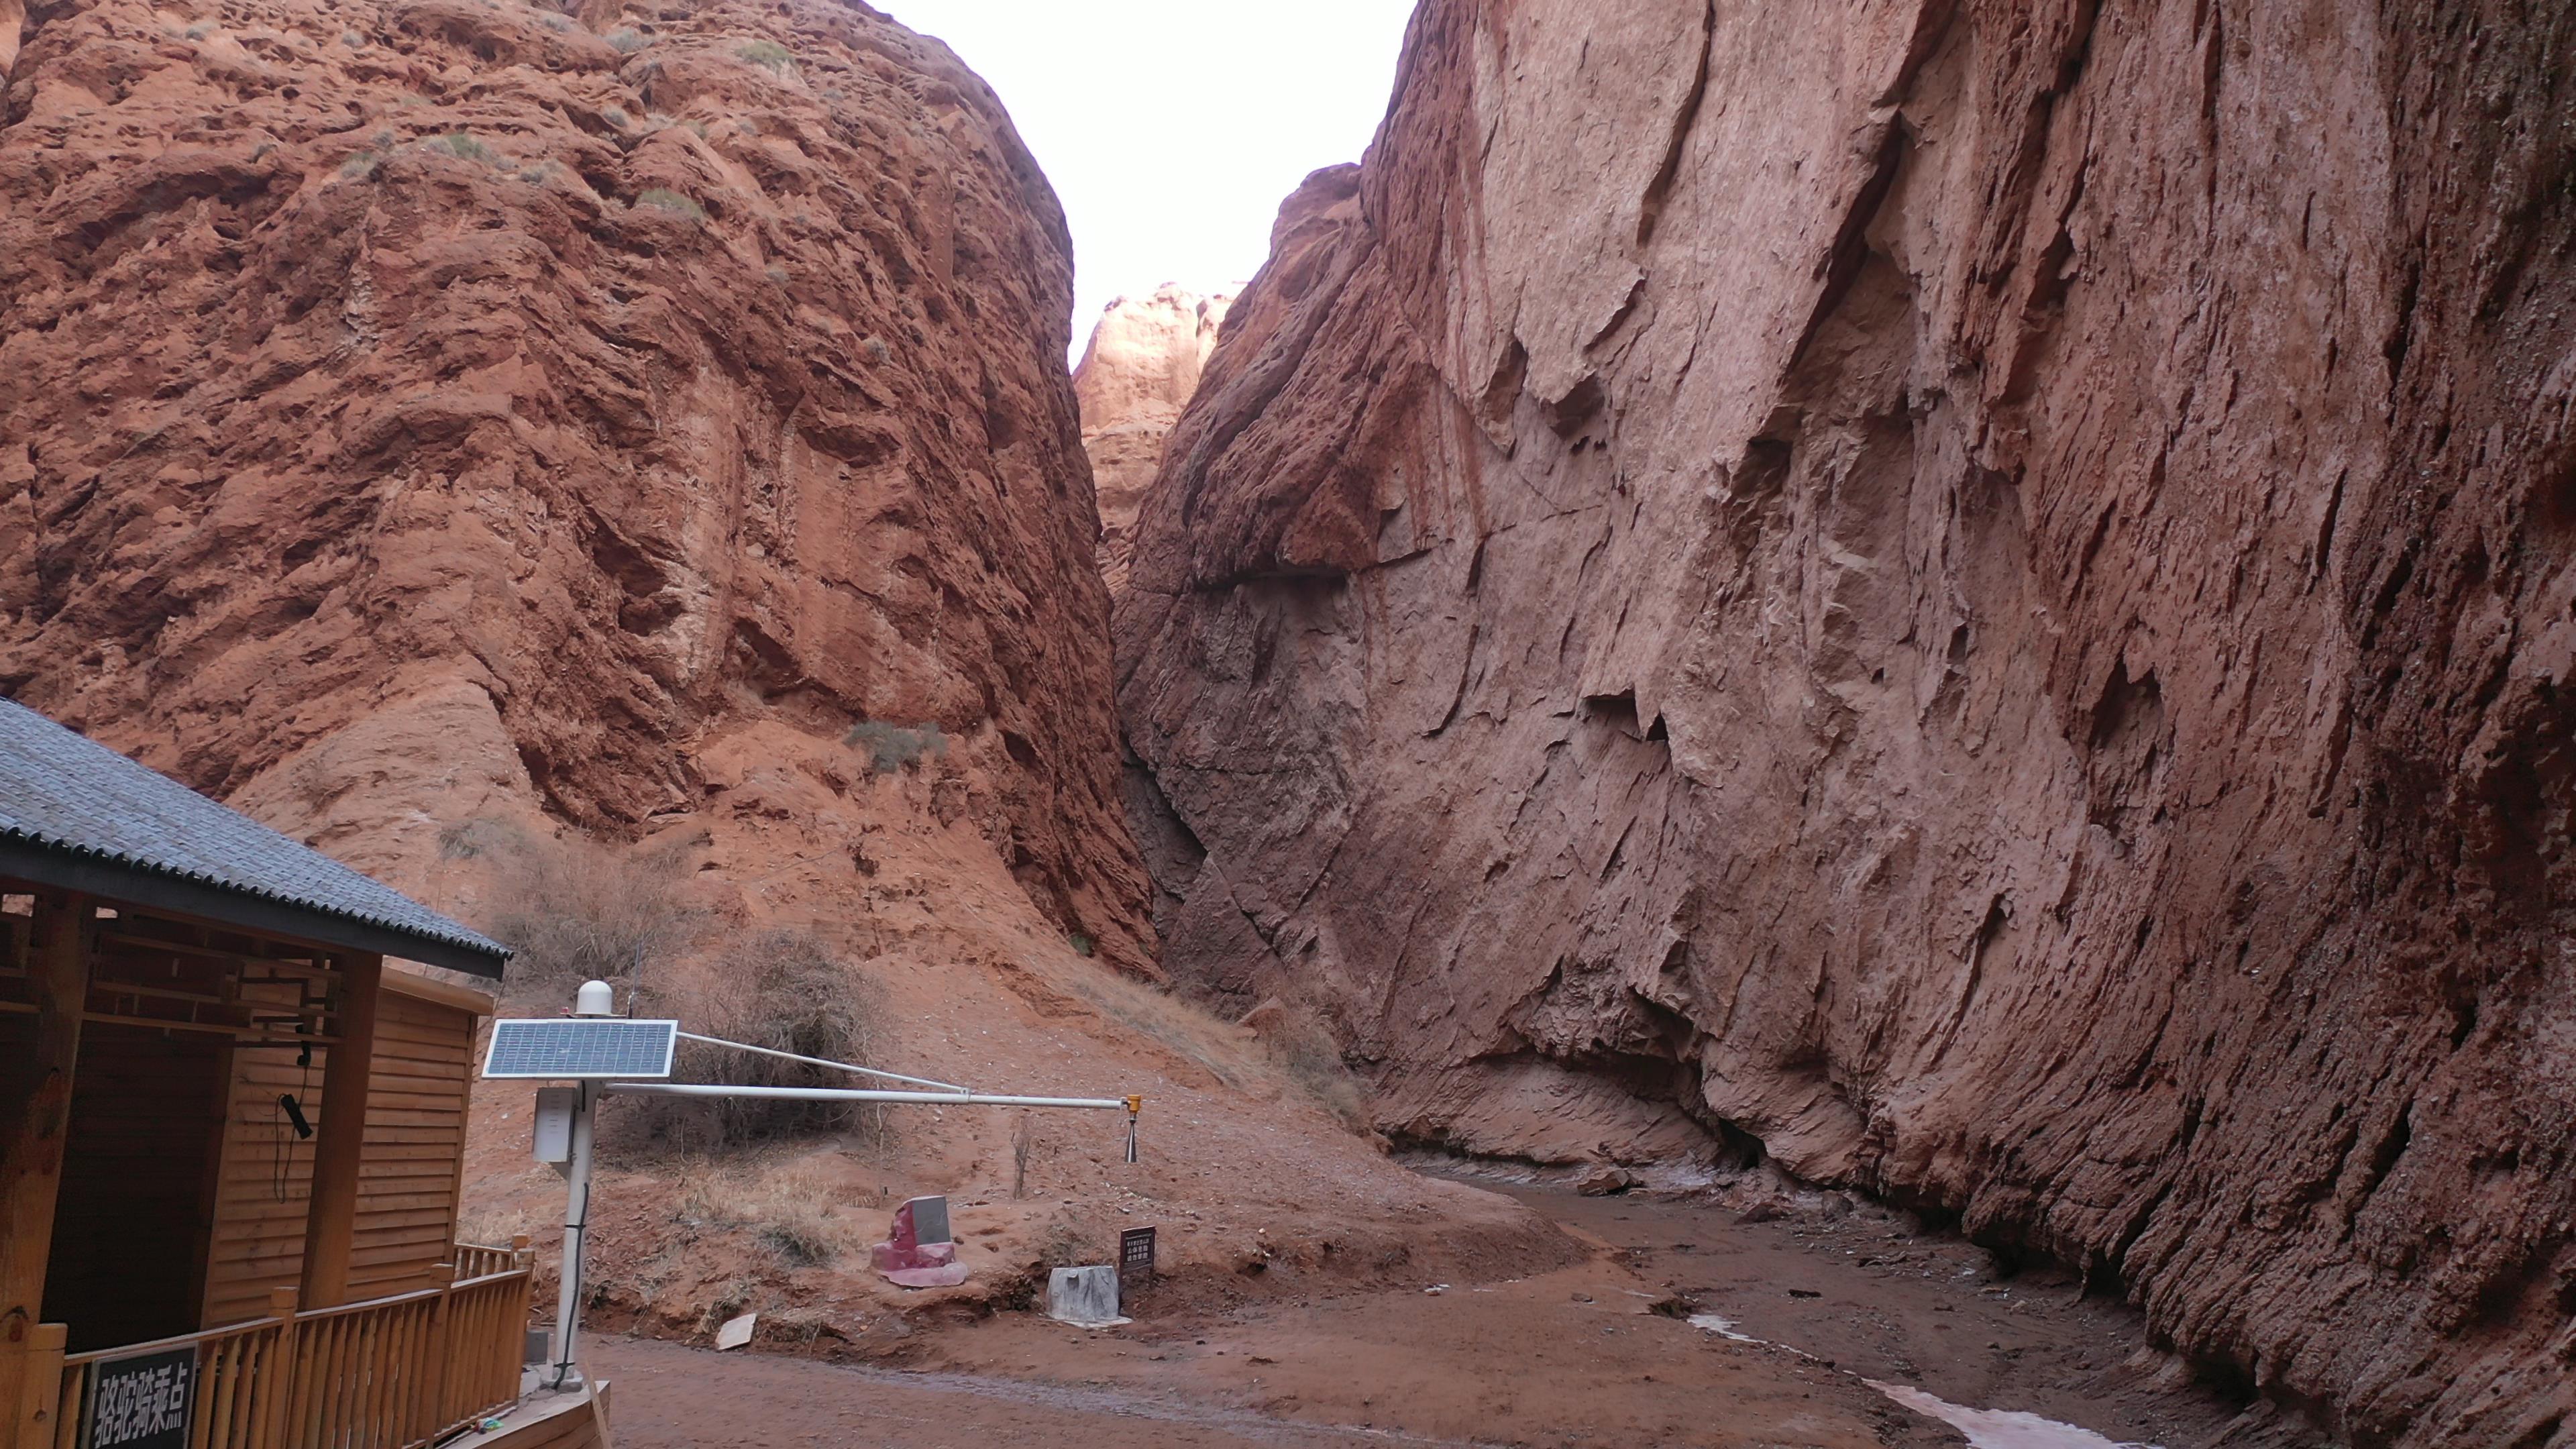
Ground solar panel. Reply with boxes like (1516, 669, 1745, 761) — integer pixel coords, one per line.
(482, 1018, 679, 1079)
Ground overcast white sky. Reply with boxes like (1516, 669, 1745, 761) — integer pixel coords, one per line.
(880, 0, 1417, 358)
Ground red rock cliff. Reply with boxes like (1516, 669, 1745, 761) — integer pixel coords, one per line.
(1073, 283, 1232, 586)
(0, 0, 1151, 968)
(1117, 1, 2576, 1440)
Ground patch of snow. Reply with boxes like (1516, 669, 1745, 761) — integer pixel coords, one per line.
(1866, 1382, 2159, 1449)
(1685, 1313, 1763, 1344)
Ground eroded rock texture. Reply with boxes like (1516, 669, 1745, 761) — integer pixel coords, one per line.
(0, 0, 1151, 967)
(1073, 282, 1232, 586)
(1118, 1, 2576, 1440)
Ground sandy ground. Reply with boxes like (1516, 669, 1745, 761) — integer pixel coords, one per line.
(584, 1172, 2328, 1449)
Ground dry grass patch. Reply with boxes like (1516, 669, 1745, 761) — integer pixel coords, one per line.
(666, 1159, 867, 1270)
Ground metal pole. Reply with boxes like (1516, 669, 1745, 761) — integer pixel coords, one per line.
(672, 1032, 967, 1093)
(602, 1083, 1128, 1110)
(550, 1077, 598, 1387)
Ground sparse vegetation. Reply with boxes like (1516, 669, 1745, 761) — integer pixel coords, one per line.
(843, 719, 945, 774)
(460, 820, 697, 1004)
(430, 130, 498, 165)
(636, 187, 706, 221)
(606, 28, 649, 53)
(739, 38, 792, 71)
(1061, 967, 1260, 1093)
(1068, 932, 1093, 957)
(627, 929, 890, 1152)
(1037, 1218, 1106, 1269)
(455, 1204, 535, 1247)
(861, 336, 892, 365)
(1256, 1002, 1373, 1135)
(341, 30, 364, 47)
(669, 1165, 859, 1270)
(602, 105, 630, 128)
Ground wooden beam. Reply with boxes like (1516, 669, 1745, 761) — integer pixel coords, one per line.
(380, 969, 496, 1018)
(1, 894, 87, 1360)
(298, 952, 382, 1308)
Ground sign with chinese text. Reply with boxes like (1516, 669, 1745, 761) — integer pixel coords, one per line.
(84, 1346, 193, 1449)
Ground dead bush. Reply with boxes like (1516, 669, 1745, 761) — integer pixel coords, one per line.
(624, 930, 891, 1152)
(1037, 1218, 1106, 1269)
(460, 822, 695, 1006)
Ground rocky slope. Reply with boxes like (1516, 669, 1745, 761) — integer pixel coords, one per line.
(1116, 1, 2576, 1443)
(1072, 283, 1232, 586)
(0, 0, 1154, 964)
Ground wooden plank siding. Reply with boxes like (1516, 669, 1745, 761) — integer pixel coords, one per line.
(345, 987, 480, 1301)
(199, 978, 327, 1330)
(199, 972, 489, 1328)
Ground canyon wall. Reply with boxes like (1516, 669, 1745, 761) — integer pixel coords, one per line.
(0, 0, 1151, 968)
(1073, 283, 1232, 585)
(1117, 1, 2576, 1442)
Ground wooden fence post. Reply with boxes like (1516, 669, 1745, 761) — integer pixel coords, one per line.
(424, 1273, 453, 1438)
(258, 1287, 297, 1449)
(3, 1322, 64, 1449)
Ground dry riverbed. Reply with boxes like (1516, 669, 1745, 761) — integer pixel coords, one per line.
(590, 1166, 2327, 1448)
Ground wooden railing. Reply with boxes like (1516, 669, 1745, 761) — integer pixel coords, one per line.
(28, 1246, 533, 1449)
(448, 1243, 519, 1283)
(52, 1313, 284, 1449)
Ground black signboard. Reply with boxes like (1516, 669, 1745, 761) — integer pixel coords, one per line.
(84, 1345, 193, 1449)
(1119, 1226, 1157, 1280)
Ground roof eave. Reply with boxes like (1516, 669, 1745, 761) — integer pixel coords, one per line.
(0, 837, 511, 979)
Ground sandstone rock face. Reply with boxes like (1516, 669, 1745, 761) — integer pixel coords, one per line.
(1072, 283, 1232, 584)
(0, 0, 1150, 968)
(1118, 1, 2576, 1442)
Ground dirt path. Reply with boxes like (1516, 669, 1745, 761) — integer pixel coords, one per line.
(590, 1336, 1494, 1448)
(587, 1173, 2322, 1449)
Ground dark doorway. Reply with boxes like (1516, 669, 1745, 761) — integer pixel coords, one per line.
(43, 1024, 228, 1351)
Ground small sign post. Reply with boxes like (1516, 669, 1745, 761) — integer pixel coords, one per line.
(1119, 1225, 1157, 1301)
(83, 1345, 194, 1449)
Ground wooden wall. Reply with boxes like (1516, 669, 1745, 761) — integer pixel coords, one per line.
(200, 978, 326, 1329)
(199, 971, 489, 1326)
(347, 982, 481, 1299)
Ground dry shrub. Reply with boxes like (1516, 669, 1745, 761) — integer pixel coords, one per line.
(625, 930, 890, 1152)
(1246, 1001, 1373, 1135)
(843, 719, 945, 774)
(1037, 1217, 1107, 1269)
(455, 821, 694, 1006)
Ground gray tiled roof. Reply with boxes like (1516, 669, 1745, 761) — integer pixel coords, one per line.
(0, 697, 508, 969)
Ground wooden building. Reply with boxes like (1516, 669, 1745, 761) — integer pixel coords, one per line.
(0, 699, 563, 1449)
